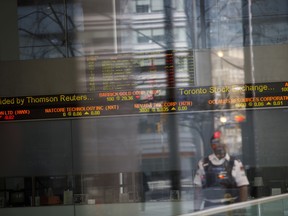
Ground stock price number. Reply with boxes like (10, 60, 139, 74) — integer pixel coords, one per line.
(253, 102, 264, 107)
(151, 107, 169, 112)
(248, 102, 264, 107)
(120, 96, 133, 101)
(139, 108, 150, 113)
(178, 106, 188, 111)
(273, 101, 283, 106)
(107, 97, 115, 101)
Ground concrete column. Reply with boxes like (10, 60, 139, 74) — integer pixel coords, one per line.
(0, 0, 19, 60)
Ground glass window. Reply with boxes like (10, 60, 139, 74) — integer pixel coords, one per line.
(173, 0, 184, 12)
(135, 0, 150, 13)
(174, 27, 186, 42)
(137, 29, 152, 43)
(137, 29, 164, 44)
(17, 0, 84, 59)
(2, 0, 288, 216)
(152, 29, 165, 42)
(151, 0, 163, 12)
(134, 0, 164, 13)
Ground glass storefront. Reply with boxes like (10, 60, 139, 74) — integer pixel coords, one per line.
(1, 0, 288, 215)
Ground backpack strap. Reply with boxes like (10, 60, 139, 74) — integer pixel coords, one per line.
(203, 156, 210, 173)
(226, 156, 236, 174)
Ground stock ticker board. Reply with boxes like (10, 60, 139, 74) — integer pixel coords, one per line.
(0, 82, 288, 122)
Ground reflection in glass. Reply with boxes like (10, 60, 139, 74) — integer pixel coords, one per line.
(0, 0, 286, 216)
(17, 0, 84, 59)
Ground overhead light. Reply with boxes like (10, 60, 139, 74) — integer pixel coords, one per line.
(217, 51, 224, 58)
(220, 115, 227, 123)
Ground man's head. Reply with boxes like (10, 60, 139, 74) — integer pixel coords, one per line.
(211, 131, 227, 159)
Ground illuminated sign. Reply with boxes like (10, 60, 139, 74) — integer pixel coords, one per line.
(0, 82, 287, 122)
(85, 50, 195, 92)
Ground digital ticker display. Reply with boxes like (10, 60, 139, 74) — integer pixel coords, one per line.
(0, 82, 288, 122)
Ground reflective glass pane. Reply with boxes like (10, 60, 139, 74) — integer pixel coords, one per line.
(1, 1, 288, 216)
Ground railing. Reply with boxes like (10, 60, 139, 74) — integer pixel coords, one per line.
(179, 193, 288, 216)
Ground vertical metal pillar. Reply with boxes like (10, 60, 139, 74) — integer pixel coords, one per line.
(163, 0, 181, 203)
